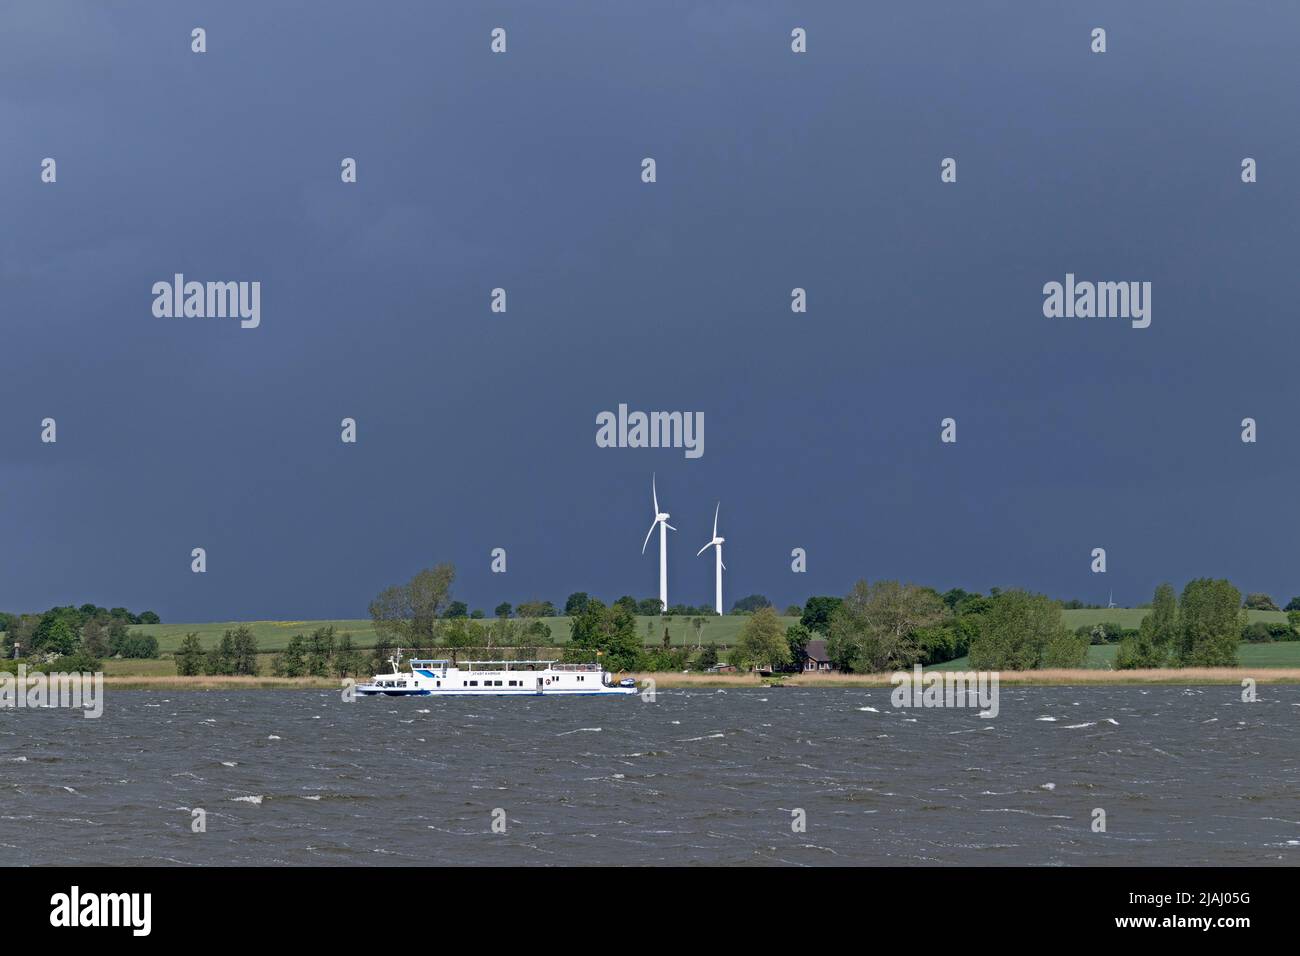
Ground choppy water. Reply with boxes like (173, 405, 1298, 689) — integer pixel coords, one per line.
(1, 686, 1297, 865)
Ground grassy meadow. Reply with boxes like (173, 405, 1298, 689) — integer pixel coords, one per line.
(125, 614, 802, 653)
(123, 608, 1288, 654)
(7, 607, 1297, 681)
(933, 634, 1300, 671)
(1060, 608, 1287, 629)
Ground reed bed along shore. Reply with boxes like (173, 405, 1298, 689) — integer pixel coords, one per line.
(98, 675, 341, 690)
(626, 668, 1300, 687)
(86, 667, 1300, 691)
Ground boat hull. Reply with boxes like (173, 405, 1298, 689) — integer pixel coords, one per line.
(356, 685, 637, 697)
(356, 659, 639, 698)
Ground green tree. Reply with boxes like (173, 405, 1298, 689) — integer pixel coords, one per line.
(522, 619, 552, 645)
(690, 615, 707, 647)
(914, 623, 960, 665)
(369, 562, 456, 645)
(1040, 627, 1090, 668)
(52, 649, 102, 672)
(516, 600, 556, 618)
(206, 632, 237, 675)
(305, 626, 337, 676)
(272, 633, 308, 677)
(564, 592, 590, 616)
(106, 619, 129, 654)
(489, 617, 518, 648)
(641, 646, 690, 671)
(1176, 578, 1243, 667)
(568, 599, 642, 671)
(785, 623, 812, 671)
(800, 596, 843, 635)
(731, 607, 791, 670)
(940, 587, 970, 610)
(175, 633, 206, 676)
(494, 602, 513, 619)
(81, 619, 110, 658)
(32, 613, 80, 656)
(440, 618, 486, 663)
(113, 630, 159, 659)
(826, 580, 947, 673)
(333, 633, 362, 677)
(229, 626, 260, 675)
(695, 643, 719, 670)
(730, 594, 772, 614)
(1241, 621, 1274, 643)
(1116, 583, 1178, 669)
(38, 618, 79, 657)
(1243, 592, 1279, 612)
(968, 590, 1072, 671)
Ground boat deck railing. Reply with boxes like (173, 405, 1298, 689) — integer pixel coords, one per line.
(458, 660, 603, 672)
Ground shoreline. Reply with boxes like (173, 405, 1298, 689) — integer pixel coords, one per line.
(83, 667, 1300, 691)
(631, 667, 1300, 687)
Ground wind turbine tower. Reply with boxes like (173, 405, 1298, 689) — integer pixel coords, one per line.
(641, 474, 676, 612)
(696, 502, 726, 615)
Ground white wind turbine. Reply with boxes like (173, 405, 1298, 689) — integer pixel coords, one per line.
(641, 473, 676, 612)
(1107, 590, 1117, 609)
(696, 502, 726, 615)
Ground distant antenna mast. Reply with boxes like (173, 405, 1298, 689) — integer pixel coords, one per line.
(389, 648, 404, 674)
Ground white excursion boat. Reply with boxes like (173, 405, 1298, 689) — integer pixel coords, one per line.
(355, 653, 639, 697)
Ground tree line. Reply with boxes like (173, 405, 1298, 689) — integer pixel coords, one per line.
(0, 604, 161, 671)
(723, 578, 1276, 673)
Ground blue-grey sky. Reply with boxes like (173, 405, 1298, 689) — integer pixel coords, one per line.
(3, 1, 1298, 621)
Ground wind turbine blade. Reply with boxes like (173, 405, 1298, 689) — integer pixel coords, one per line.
(642, 521, 657, 554)
(652, 473, 658, 515)
(721, 561, 726, 571)
(665, 523, 677, 532)
(713, 502, 719, 538)
(696, 542, 711, 557)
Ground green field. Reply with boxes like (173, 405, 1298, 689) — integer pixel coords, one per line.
(125, 608, 1289, 654)
(128, 615, 802, 653)
(933, 639, 1300, 671)
(1060, 608, 1287, 629)
(14, 607, 1295, 676)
